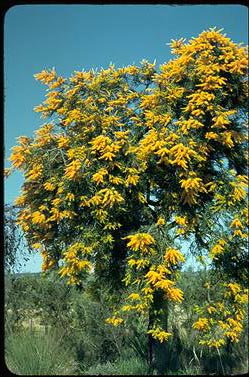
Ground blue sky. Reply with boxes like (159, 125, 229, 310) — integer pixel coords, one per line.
(4, 4, 248, 272)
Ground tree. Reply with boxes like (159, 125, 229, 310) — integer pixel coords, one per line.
(4, 204, 24, 273)
(5, 273, 42, 333)
(7, 28, 248, 372)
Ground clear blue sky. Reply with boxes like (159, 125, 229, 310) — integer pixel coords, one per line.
(4, 4, 248, 272)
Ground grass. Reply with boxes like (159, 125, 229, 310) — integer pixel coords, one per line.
(5, 329, 78, 375)
(81, 356, 150, 375)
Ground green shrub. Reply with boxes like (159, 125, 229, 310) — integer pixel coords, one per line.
(81, 360, 118, 375)
(166, 366, 203, 375)
(115, 357, 150, 375)
(65, 290, 126, 366)
(5, 329, 77, 375)
(82, 357, 149, 375)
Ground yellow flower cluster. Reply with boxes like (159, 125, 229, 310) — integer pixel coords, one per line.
(125, 233, 155, 253)
(31, 211, 46, 224)
(193, 282, 248, 348)
(43, 181, 56, 191)
(193, 317, 209, 331)
(105, 316, 124, 326)
(169, 143, 200, 170)
(180, 173, 207, 205)
(147, 327, 172, 343)
(34, 69, 57, 85)
(209, 239, 226, 259)
(144, 265, 184, 303)
(59, 242, 94, 281)
(57, 136, 69, 148)
(164, 247, 185, 265)
(90, 134, 121, 161)
(89, 188, 124, 208)
(174, 215, 189, 235)
(92, 168, 108, 185)
(9, 145, 30, 169)
(199, 339, 226, 348)
(64, 159, 82, 179)
(156, 217, 166, 226)
(128, 258, 150, 269)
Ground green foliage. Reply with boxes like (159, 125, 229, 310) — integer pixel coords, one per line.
(5, 274, 41, 333)
(81, 357, 150, 375)
(4, 204, 27, 272)
(35, 271, 74, 328)
(4, 268, 248, 375)
(65, 289, 126, 366)
(5, 329, 77, 375)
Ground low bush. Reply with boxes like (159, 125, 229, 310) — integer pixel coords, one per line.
(81, 356, 149, 375)
(5, 329, 77, 375)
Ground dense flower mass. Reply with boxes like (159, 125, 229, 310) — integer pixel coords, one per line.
(7, 28, 248, 347)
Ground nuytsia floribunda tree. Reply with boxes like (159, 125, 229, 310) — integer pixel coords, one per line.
(7, 28, 248, 367)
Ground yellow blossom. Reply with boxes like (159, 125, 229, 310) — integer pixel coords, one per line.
(65, 193, 75, 201)
(98, 188, 124, 207)
(32, 243, 42, 249)
(34, 69, 57, 85)
(128, 293, 140, 300)
(147, 327, 172, 343)
(99, 151, 115, 161)
(26, 164, 43, 181)
(92, 168, 108, 184)
(78, 260, 92, 270)
(145, 270, 161, 285)
(105, 317, 124, 326)
(109, 175, 123, 185)
(14, 195, 26, 206)
(156, 217, 166, 226)
(175, 216, 187, 226)
(164, 248, 185, 264)
(210, 239, 226, 259)
(44, 182, 55, 191)
(31, 211, 46, 224)
(232, 229, 247, 238)
(193, 317, 209, 331)
(125, 233, 155, 252)
(154, 279, 175, 291)
(125, 175, 139, 186)
(4, 168, 12, 177)
(65, 159, 81, 179)
(230, 218, 243, 228)
(226, 282, 241, 295)
(128, 258, 150, 269)
(166, 287, 184, 302)
(52, 198, 62, 207)
(57, 136, 69, 148)
(207, 306, 216, 314)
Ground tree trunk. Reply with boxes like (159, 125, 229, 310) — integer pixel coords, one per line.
(147, 291, 169, 374)
(147, 310, 155, 370)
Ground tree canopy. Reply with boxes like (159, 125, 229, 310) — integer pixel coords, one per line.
(7, 28, 248, 352)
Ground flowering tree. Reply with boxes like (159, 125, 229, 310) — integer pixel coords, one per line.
(7, 28, 248, 369)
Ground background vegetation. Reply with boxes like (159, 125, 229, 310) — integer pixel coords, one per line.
(5, 270, 248, 375)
